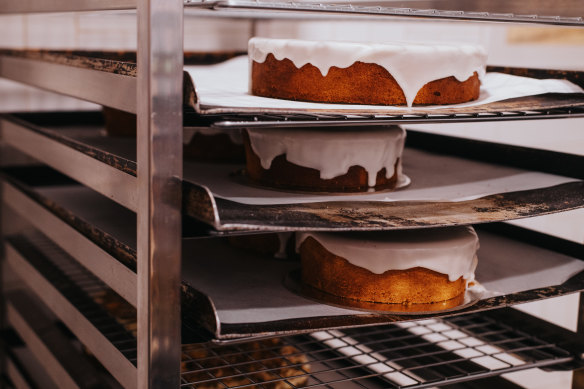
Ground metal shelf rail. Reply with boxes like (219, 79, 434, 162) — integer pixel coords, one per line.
(5, 291, 124, 389)
(1, 51, 583, 126)
(4, 234, 137, 388)
(1, 0, 583, 25)
(0, 1, 583, 389)
(0, 0, 184, 388)
(184, 0, 584, 26)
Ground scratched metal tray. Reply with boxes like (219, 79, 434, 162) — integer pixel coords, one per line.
(3, 112, 584, 232)
(1, 49, 584, 126)
(3, 180, 584, 340)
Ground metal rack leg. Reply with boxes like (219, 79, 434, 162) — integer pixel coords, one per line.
(573, 292, 584, 389)
(137, 0, 184, 388)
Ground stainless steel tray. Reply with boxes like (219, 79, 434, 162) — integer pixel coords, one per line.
(3, 112, 583, 232)
(3, 171, 584, 340)
(1, 50, 583, 125)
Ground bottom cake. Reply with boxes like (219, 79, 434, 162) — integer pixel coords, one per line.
(296, 227, 479, 306)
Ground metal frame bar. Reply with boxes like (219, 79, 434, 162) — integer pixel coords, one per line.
(5, 355, 34, 389)
(574, 293, 584, 389)
(4, 290, 120, 389)
(0, 118, 138, 211)
(136, 0, 184, 387)
(0, 0, 135, 13)
(186, 0, 584, 26)
(4, 244, 137, 388)
(1, 181, 137, 307)
(5, 295, 79, 389)
(0, 56, 137, 113)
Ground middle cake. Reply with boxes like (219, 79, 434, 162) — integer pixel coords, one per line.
(243, 126, 406, 192)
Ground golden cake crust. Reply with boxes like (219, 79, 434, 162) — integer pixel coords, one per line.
(243, 131, 399, 192)
(299, 236, 466, 305)
(251, 54, 480, 106)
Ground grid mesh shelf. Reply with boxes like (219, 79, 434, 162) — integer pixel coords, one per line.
(7, 233, 138, 365)
(180, 314, 577, 389)
(188, 105, 584, 129)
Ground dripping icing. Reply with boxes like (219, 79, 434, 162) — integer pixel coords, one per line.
(246, 126, 405, 187)
(296, 226, 479, 283)
(249, 38, 487, 107)
(274, 232, 293, 259)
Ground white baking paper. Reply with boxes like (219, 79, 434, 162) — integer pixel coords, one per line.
(181, 231, 584, 326)
(184, 56, 584, 114)
(183, 148, 579, 205)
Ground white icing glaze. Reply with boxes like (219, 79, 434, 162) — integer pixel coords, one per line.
(296, 226, 479, 282)
(184, 127, 243, 145)
(246, 126, 405, 187)
(249, 37, 487, 107)
(274, 232, 294, 259)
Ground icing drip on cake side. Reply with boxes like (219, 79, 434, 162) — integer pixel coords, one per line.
(296, 226, 479, 282)
(274, 232, 294, 259)
(248, 38, 487, 107)
(246, 126, 406, 187)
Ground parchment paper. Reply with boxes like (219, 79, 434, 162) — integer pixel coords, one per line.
(181, 231, 584, 325)
(183, 148, 579, 205)
(184, 56, 584, 114)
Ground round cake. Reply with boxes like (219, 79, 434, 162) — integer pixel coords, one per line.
(244, 126, 406, 192)
(296, 226, 479, 306)
(183, 127, 245, 163)
(249, 38, 487, 107)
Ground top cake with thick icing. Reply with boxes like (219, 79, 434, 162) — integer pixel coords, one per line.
(249, 37, 487, 107)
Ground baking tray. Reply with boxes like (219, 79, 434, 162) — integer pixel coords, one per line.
(2, 167, 584, 339)
(1, 50, 584, 125)
(3, 112, 584, 232)
(180, 228, 584, 339)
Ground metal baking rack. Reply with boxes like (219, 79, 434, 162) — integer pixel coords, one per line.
(5, 228, 584, 389)
(2, 112, 584, 233)
(3, 291, 125, 389)
(1, 1, 584, 388)
(3, 171, 584, 339)
(2, 50, 584, 127)
(197, 106, 584, 128)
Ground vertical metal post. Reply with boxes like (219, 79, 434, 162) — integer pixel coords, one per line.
(137, 0, 183, 387)
(573, 293, 584, 389)
(0, 127, 5, 388)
